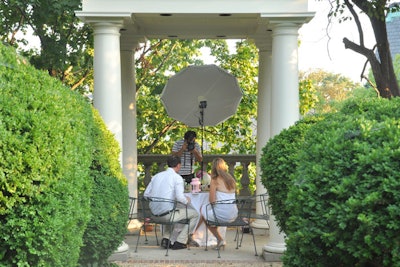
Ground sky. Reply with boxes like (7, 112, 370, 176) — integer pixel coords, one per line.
(201, 1, 377, 83)
(298, 1, 376, 82)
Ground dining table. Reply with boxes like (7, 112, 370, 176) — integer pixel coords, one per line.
(170, 192, 226, 247)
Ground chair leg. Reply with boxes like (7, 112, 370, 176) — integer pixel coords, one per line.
(165, 225, 173, 257)
(235, 227, 240, 249)
(165, 238, 172, 257)
(234, 228, 239, 242)
(154, 224, 159, 245)
(187, 226, 191, 251)
(249, 226, 258, 256)
(239, 228, 245, 247)
(165, 244, 169, 256)
(135, 225, 144, 253)
(143, 223, 148, 242)
(204, 223, 209, 251)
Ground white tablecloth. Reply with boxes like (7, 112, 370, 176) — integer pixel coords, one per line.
(170, 192, 226, 246)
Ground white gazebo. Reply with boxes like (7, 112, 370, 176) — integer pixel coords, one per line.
(76, 0, 315, 260)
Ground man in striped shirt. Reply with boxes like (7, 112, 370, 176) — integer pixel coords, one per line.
(172, 130, 203, 184)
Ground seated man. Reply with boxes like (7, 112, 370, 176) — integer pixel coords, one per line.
(144, 155, 199, 250)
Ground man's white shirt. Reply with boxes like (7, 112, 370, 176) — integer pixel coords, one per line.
(144, 167, 187, 215)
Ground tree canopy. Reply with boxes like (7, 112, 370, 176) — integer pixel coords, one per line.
(300, 69, 362, 113)
(0, 0, 93, 94)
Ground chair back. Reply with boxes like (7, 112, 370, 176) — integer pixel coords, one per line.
(237, 197, 254, 220)
(250, 193, 270, 222)
(139, 196, 187, 225)
(128, 197, 137, 223)
(257, 193, 270, 220)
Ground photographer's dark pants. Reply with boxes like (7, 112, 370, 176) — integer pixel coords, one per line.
(181, 173, 195, 184)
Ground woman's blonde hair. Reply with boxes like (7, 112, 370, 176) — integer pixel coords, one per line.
(210, 158, 236, 190)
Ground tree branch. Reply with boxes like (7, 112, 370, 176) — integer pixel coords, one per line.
(152, 40, 177, 74)
(343, 0, 365, 47)
(362, 74, 380, 97)
(8, 14, 25, 45)
(71, 70, 90, 91)
(144, 120, 177, 154)
(343, 37, 370, 57)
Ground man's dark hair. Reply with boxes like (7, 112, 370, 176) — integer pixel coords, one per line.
(167, 155, 181, 167)
(184, 130, 197, 141)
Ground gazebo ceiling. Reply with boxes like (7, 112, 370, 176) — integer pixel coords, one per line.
(128, 13, 265, 40)
(76, 1, 315, 46)
(116, 12, 315, 42)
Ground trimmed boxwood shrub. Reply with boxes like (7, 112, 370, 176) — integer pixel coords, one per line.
(260, 115, 322, 234)
(0, 44, 94, 266)
(78, 109, 129, 266)
(0, 43, 129, 267)
(283, 97, 400, 267)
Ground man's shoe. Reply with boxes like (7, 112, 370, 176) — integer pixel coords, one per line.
(161, 238, 172, 249)
(172, 241, 187, 250)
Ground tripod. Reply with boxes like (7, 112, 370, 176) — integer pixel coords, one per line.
(198, 100, 207, 183)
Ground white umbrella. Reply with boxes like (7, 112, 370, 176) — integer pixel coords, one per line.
(160, 64, 242, 127)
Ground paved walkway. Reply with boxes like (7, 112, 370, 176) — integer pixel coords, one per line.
(111, 225, 283, 267)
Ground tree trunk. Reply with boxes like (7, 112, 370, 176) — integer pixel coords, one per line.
(370, 14, 400, 98)
(347, 0, 400, 98)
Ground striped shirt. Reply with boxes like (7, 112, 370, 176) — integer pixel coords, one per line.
(172, 139, 201, 175)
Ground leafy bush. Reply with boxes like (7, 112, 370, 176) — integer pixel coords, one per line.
(0, 43, 129, 267)
(260, 116, 322, 233)
(0, 44, 94, 266)
(78, 110, 129, 266)
(283, 97, 400, 267)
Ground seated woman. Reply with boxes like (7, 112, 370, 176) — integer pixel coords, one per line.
(195, 157, 238, 249)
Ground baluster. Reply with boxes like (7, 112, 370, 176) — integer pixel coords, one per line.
(202, 160, 210, 172)
(240, 161, 251, 196)
(143, 163, 153, 187)
(227, 161, 235, 179)
(158, 162, 166, 172)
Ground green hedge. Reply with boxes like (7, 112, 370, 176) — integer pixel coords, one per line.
(260, 116, 322, 234)
(261, 96, 400, 267)
(0, 44, 94, 266)
(78, 109, 128, 266)
(0, 43, 129, 266)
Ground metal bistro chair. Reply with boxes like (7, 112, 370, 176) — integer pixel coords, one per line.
(249, 193, 270, 227)
(236, 193, 270, 247)
(204, 198, 258, 258)
(127, 197, 138, 230)
(135, 196, 190, 256)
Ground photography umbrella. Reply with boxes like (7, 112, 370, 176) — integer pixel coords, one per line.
(160, 64, 243, 128)
(160, 64, 243, 182)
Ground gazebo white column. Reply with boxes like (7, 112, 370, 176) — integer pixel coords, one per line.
(92, 21, 124, 162)
(91, 19, 131, 258)
(264, 22, 301, 255)
(253, 36, 272, 230)
(270, 22, 300, 136)
(120, 36, 139, 199)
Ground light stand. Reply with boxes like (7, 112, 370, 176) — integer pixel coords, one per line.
(198, 100, 207, 184)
